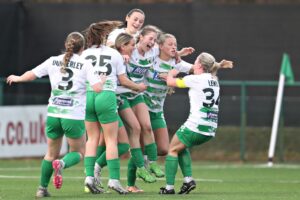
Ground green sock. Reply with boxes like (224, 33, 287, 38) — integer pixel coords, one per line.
(84, 157, 96, 177)
(96, 143, 130, 168)
(130, 148, 144, 168)
(127, 157, 137, 186)
(165, 155, 178, 185)
(144, 143, 158, 162)
(178, 148, 192, 177)
(62, 152, 81, 169)
(96, 145, 106, 158)
(40, 159, 53, 188)
(107, 158, 120, 179)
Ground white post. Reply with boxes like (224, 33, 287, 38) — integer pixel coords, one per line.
(268, 74, 285, 167)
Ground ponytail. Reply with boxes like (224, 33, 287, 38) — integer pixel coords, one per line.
(61, 32, 85, 74)
(86, 20, 123, 48)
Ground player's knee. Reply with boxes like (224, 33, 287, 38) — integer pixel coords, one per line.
(141, 124, 152, 135)
(168, 146, 180, 155)
(158, 148, 168, 156)
(129, 123, 141, 135)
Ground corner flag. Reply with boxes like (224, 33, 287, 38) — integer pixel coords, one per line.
(280, 53, 294, 84)
(268, 53, 294, 167)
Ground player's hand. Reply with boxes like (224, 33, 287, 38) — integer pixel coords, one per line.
(158, 72, 168, 80)
(122, 55, 130, 64)
(99, 74, 107, 83)
(220, 60, 234, 69)
(6, 75, 21, 85)
(137, 83, 147, 92)
(178, 47, 195, 57)
(168, 69, 179, 77)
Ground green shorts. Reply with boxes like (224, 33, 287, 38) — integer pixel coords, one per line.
(176, 125, 212, 148)
(118, 95, 130, 111)
(118, 94, 145, 111)
(85, 91, 98, 122)
(149, 111, 167, 130)
(46, 116, 85, 139)
(85, 90, 118, 124)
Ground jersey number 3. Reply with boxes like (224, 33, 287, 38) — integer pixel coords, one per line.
(58, 68, 73, 90)
(202, 88, 220, 108)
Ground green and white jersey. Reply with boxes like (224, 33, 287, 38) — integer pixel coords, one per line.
(32, 54, 100, 120)
(119, 47, 159, 98)
(183, 73, 220, 137)
(144, 58, 192, 112)
(81, 45, 125, 92)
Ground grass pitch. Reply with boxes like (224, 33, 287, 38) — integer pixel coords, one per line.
(0, 159, 299, 200)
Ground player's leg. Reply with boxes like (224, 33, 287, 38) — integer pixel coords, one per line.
(150, 111, 169, 156)
(159, 128, 186, 195)
(176, 127, 212, 194)
(97, 91, 127, 194)
(94, 119, 130, 188)
(36, 116, 63, 197)
(83, 91, 104, 194)
(119, 104, 155, 184)
(84, 121, 104, 194)
(132, 100, 164, 178)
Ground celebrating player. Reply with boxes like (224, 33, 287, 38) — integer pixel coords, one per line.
(7, 32, 104, 198)
(159, 52, 233, 194)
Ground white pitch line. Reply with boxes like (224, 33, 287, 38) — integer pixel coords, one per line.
(1, 164, 300, 171)
(2, 174, 300, 184)
(0, 175, 223, 182)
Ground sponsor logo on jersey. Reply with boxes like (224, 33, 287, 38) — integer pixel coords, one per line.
(52, 97, 73, 107)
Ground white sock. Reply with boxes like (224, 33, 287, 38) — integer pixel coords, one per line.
(183, 176, 194, 183)
(166, 185, 174, 190)
(60, 160, 65, 169)
(108, 179, 119, 185)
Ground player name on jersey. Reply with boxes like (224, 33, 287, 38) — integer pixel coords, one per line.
(208, 80, 219, 87)
(52, 60, 84, 70)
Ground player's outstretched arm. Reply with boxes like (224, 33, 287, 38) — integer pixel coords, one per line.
(6, 71, 37, 85)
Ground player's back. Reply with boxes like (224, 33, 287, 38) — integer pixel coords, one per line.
(81, 45, 125, 92)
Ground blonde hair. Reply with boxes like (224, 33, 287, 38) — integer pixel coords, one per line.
(197, 52, 232, 76)
(157, 33, 175, 45)
(61, 32, 85, 74)
(114, 33, 134, 52)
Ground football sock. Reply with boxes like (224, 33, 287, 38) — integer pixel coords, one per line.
(127, 157, 137, 186)
(95, 143, 130, 168)
(144, 143, 158, 162)
(130, 148, 144, 168)
(178, 148, 192, 177)
(165, 155, 178, 185)
(62, 152, 81, 169)
(96, 145, 106, 158)
(107, 158, 120, 179)
(40, 159, 53, 188)
(84, 157, 96, 177)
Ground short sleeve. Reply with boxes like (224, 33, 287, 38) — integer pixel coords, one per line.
(182, 75, 199, 88)
(175, 60, 192, 73)
(114, 51, 126, 75)
(31, 57, 52, 78)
